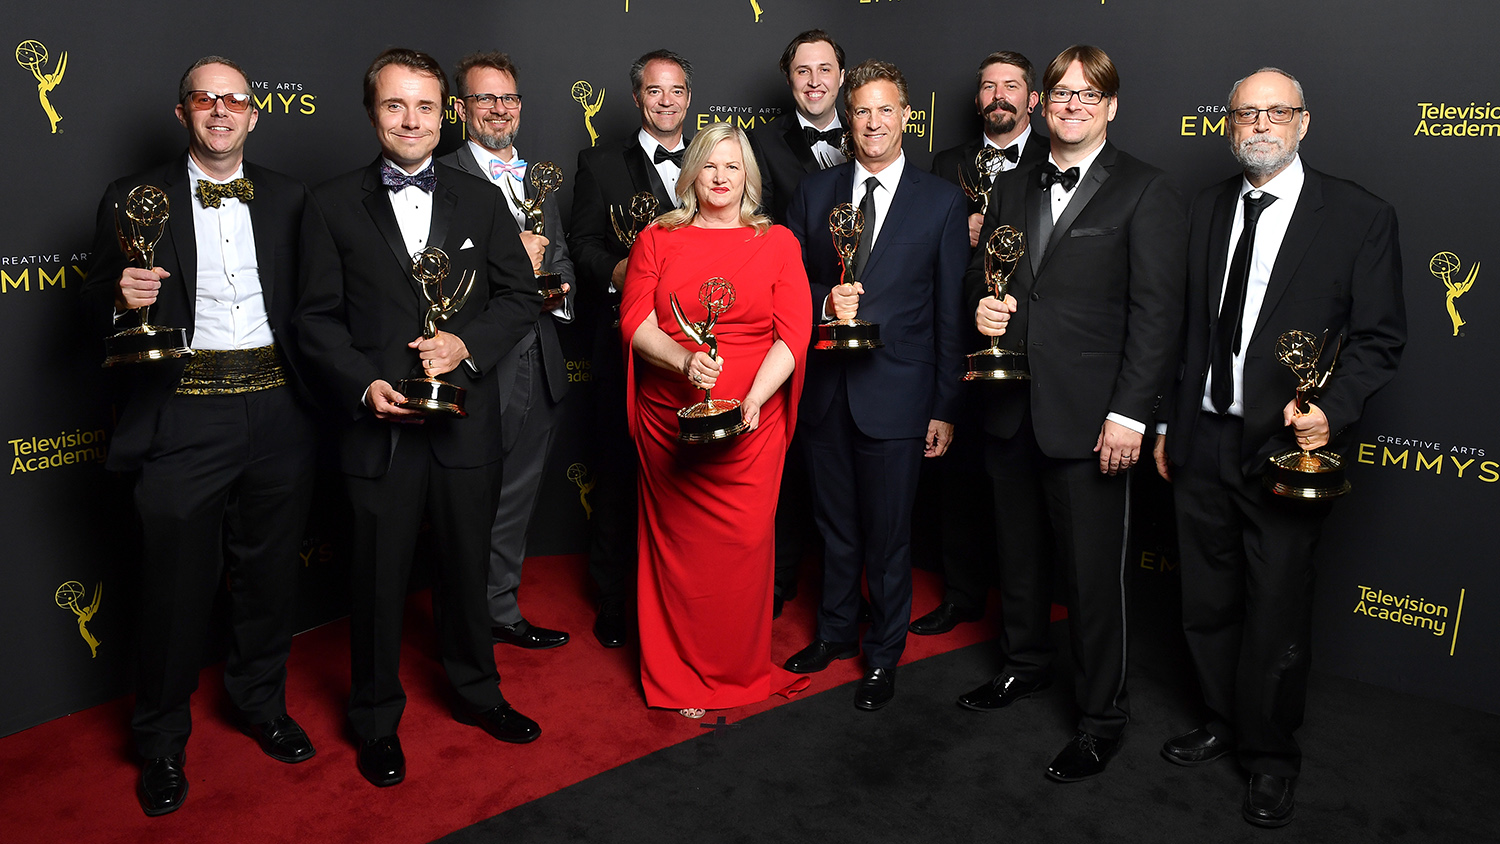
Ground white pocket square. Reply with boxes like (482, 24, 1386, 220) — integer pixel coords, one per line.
(459, 237, 475, 250)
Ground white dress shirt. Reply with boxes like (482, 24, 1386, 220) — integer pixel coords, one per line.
(1046, 140, 1107, 223)
(385, 155, 434, 258)
(468, 140, 528, 230)
(186, 156, 273, 350)
(798, 113, 847, 169)
(638, 128, 684, 207)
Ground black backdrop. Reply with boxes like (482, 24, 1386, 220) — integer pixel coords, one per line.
(3, 0, 1495, 736)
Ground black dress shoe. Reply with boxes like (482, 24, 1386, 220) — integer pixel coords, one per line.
(1161, 727, 1233, 767)
(493, 619, 570, 650)
(137, 752, 188, 816)
(783, 639, 859, 673)
(772, 594, 785, 620)
(854, 667, 895, 711)
(357, 735, 405, 787)
(245, 713, 316, 763)
(593, 601, 627, 648)
(459, 702, 541, 744)
(909, 602, 983, 635)
(1243, 773, 1296, 828)
(956, 674, 1051, 711)
(1045, 731, 1120, 782)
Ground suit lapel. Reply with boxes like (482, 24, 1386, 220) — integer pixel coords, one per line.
(1026, 166, 1050, 277)
(360, 161, 421, 295)
(427, 174, 457, 259)
(1035, 142, 1115, 280)
(454, 144, 486, 181)
(1204, 180, 1240, 323)
(784, 121, 821, 174)
(161, 157, 198, 328)
(1249, 170, 1327, 347)
(242, 162, 277, 314)
(624, 141, 673, 207)
(866, 165, 915, 275)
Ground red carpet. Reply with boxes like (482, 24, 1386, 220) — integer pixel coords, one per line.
(0, 554, 1054, 844)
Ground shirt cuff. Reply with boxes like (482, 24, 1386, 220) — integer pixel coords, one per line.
(1155, 422, 1168, 436)
(1105, 412, 1146, 435)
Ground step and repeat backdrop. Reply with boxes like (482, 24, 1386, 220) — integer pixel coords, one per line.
(2, 0, 1494, 734)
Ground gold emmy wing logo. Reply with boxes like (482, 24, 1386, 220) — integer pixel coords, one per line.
(16, 39, 66, 133)
(55, 580, 101, 658)
(1430, 251, 1478, 336)
(623, 1, 762, 20)
(567, 462, 596, 519)
(572, 80, 605, 147)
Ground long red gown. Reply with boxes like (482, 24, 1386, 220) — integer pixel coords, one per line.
(620, 222, 812, 710)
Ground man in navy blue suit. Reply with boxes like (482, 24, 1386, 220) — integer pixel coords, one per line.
(781, 60, 969, 711)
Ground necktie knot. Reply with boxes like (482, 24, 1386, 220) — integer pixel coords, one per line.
(1242, 190, 1276, 222)
(489, 158, 527, 181)
(381, 162, 437, 193)
(803, 126, 845, 147)
(196, 177, 254, 208)
(654, 146, 684, 167)
(1039, 164, 1080, 192)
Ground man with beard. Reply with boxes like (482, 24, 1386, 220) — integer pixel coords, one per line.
(441, 51, 576, 651)
(1154, 68, 1405, 828)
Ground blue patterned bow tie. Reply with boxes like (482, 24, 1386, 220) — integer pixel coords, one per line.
(381, 162, 437, 192)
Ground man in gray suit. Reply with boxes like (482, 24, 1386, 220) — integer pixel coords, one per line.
(442, 51, 576, 649)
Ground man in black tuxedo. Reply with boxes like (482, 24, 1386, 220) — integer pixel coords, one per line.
(568, 49, 691, 648)
(441, 51, 575, 651)
(914, 50, 1049, 638)
(781, 60, 969, 711)
(1154, 68, 1405, 828)
(81, 55, 318, 817)
(295, 48, 543, 788)
(747, 29, 847, 618)
(958, 45, 1186, 782)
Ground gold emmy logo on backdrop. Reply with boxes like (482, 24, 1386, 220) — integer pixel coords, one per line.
(750, 0, 764, 22)
(567, 463, 595, 518)
(1430, 251, 1477, 337)
(55, 580, 101, 658)
(16, 39, 66, 133)
(572, 80, 604, 147)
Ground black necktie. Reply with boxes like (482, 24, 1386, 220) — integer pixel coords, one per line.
(1211, 191, 1277, 413)
(381, 162, 436, 193)
(1039, 163, 1079, 191)
(654, 146, 684, 167)
(852, 176, 879, 279)
(803, 126, 844, 147)
(196, 178, 254, 208)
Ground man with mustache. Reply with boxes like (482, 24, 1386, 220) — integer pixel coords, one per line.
(1154, 68, 1405, 828)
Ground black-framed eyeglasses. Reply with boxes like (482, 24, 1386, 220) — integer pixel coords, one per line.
(1046, 88, 1111, 106)
(464, 93, 523, 109)
(183, 90, 253, 112)
(1230, 106, 1306, 125)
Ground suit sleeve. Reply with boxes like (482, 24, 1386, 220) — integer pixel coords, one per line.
(567, 147, 624, 300)
(932, 186, 972, 422)
(784, 182, 827, 323)
(1108, 171, 1188, 427)
(543, 197, 577, 323)
(456, 189, 546, 375)
(748, 128, 776, 220)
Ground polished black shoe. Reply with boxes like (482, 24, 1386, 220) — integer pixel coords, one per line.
(357, 735, 405, 787)
(783, 639, 859, 673)
(493, 619, 570, 650)
(593, 601, 627, 648)
(459, 702, 541, 744)
(1161, 727, 1233, 767)
(245, 713, 316, 763)
(1045, 731, 1120, 782)
(854, 668, 895, 711)
(137, 752, 188, 816)
(1243, 773, 1296, 828)
(909, 602, 983, 635)
(772, 594, 785, 620)
(956, 674, 1051, 711)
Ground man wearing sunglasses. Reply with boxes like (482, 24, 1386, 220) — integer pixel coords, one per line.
(81, 56, 320, 817)
(959, 44, 1186, 783)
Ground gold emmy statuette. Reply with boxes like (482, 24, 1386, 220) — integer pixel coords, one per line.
(505, 161, 567, 301)
(814, 203, 883, 350)
(395, 247, 477, 416)
(1264, 329, 1351, 499)
(965, 225, 1030, 381)
(610, 191, 660, 250)
(671, 277, 749, 443)
(102, 185, 196, 367)
(567, 462, 595, 518)
(959, 147, 1004, 217)
(55, 580, 101, 658)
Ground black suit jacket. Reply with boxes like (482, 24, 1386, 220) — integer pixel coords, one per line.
(567, 135, 677, 300)
(931, 130, 1049, 216)
(966, 141, 1188, 458)
(295, 158, 541, 477)
(1164, 166, 1406, 474)
(749, 117, 844, 224)
(439, 144, 575, 405)
(81, 153, 317, 472)
(787, 159, 969, 439)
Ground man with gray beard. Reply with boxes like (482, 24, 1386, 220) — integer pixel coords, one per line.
(1153, 68, 1406, 828)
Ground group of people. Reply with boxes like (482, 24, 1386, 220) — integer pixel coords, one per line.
(87, 30, 1405, 833)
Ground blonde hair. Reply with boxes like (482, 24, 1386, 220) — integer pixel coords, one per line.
(656, 121, 771, 234)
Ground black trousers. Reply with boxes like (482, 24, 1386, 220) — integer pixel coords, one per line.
(1174, 411, 1329, 778)
(132, 387, 315, 758)
(586, 339, 638, 607)
(985, 412, 1130, 740)
(345, 428, 504, 740)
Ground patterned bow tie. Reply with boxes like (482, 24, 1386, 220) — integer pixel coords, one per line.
(381, 162, 437, 193)
(1039, 163, 1080, 192)
(196, 178, 254, 208)
(803, 126, 844, 147)
(489, 158, 527, 181)
(653, 146, 685, 167)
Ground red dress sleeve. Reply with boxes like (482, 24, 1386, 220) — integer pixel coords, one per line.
(618, 224, 663, 441)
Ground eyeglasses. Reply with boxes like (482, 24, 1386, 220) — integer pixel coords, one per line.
(183, 90, 253, 112)
(464, 93, 523, 109)
(1230, 106, 1306, 125)
(1046, 88, 1111, 106)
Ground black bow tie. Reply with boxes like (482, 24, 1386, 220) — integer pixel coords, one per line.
(381, 162, 436, 193)
(997, 144, 1020, 164)
(1039, 163, 1080, 192)
(654, 146, 684, 167)
(803, 126, 844, 147)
